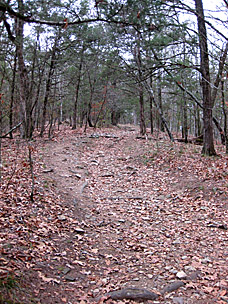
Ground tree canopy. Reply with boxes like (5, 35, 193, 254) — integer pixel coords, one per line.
(0, 0, 227, 154)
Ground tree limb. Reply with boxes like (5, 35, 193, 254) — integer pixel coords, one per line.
(150, 47, 225, 144)
(0, 1, 134, 28)
(0, 122, 22, 138)
(211, 42, 228, 104)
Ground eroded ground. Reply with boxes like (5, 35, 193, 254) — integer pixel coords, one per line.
(1, 125, 228, 303)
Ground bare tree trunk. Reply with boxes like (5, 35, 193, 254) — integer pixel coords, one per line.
(136, 31, 146, 136)
(0, 83, 3, 183)
(221, 79, 228, 153)
(144, 81, 174, 141)
(181, 43, 188, 143)
(72, 46, 84, 130)
(194, 103, 201, 137)
(139, 84, 146, 135)
(40, 35, 58, 137)
(9, 52, 17, 139)
(84, 73, 96, 132)
(150, 40, 226, 145)
(157, 53, 225, 145)
(195, 0, 216, 155)
(182, 94, 188, 143)
(16, 2, 31, 137)
(157, 71, 164, 132)
(149, 96, 153, 134)
(94, 85, 108, 128)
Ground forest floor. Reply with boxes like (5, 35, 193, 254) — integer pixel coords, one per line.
(1, 125, 228, 304)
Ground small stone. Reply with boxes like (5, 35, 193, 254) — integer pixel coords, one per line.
(101, 278, 109, 284)
(201, 241, 207, 246)
(141, 217, 150, 221)
(147, 274, 153, 279)
(92, 288, 100, 294)
(132, 277, 140, 281)
(173, 297, 184, 304)
(173, 240, 181, 245)
(74, 173, 81, 179)
(181, 256, 188, 260)
(201, 257, 212, 264)
(65, 275, 76, 281)
(170, 269, 178, 274)
(62, 267, 71, 275)
(184, 265, 196, 271)
(157, 195, 166, 200)
(75, 227, 85, 234)
(165, 266, 172, 270)
(176, 271, 187, 279)
(58, 215, 67, 221)
(119, 219, 125, 223)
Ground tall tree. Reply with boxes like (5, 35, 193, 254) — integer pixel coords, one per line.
(195, 0, 216, 155)
(40, 32, 60, 137)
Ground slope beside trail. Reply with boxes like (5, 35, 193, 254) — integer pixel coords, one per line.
(35, 125, 228, 304)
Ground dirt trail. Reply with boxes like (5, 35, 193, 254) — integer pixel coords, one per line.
(37, 126, 228, 304)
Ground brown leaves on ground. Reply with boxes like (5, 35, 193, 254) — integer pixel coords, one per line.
(0, 125, 228, 304)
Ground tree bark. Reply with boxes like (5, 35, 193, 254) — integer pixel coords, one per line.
(157, 71, 164, 132)
(84, 71, 95, 132)
(9, 52, 17, 139)
(40, 35, 58, 137)
(154, 49, 226, 145)
(195, 0, 216, 155)
(144, 81, 174, 142)
(182, 94, 188, 143)
(16, 0, 33, 138)
(221, 79, 228, 153)
(72, 46, 84, 130)
(94, 85, 108, 128)
(149, 75, 153, 134)
(136, 31, 146, 136)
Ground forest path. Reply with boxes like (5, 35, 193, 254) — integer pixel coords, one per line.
(38, 126, 228, 304)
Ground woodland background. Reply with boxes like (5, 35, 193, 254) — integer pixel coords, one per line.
(0, 0, 227, 155)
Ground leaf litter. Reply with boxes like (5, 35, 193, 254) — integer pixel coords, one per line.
(0, 125, 228, 303)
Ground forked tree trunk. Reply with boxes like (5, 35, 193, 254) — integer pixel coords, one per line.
(40, 35, 58, 137)
(195, 0, 216, 155)
(144, 81, 174, 142)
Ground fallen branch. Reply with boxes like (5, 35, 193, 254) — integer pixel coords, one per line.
(80, 180, 88, 194)
(102, 288, 159, 301)
(95, 282, 185, 302)
(0, 122, 22, 138)
(160, 281, 185, 295)
(103, 196, 144, 201)
(28, 143, 35, 202)
(175, 135, 203, 145)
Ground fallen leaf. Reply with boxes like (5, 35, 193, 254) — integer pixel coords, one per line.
(220, 290, 227, 296)
(203, 286, 214, 293)
(38, 271, 60, 284)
